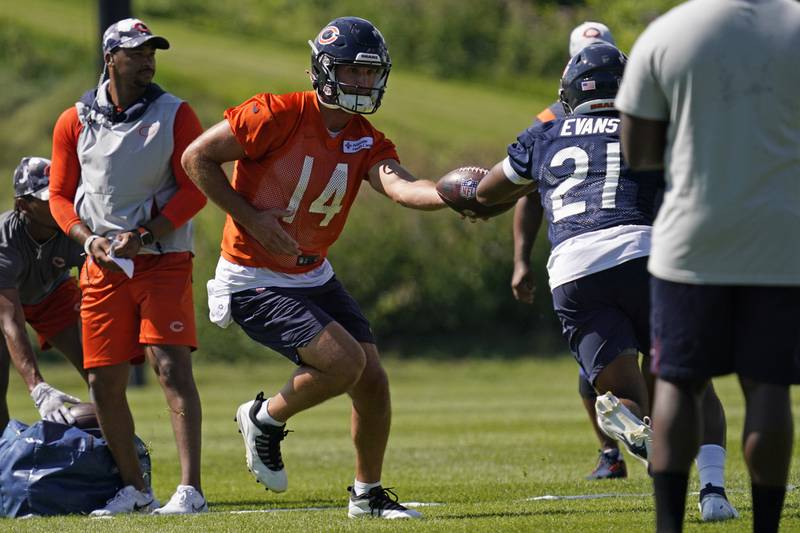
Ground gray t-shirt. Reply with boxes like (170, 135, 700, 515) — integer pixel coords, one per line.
(0, 211, 84, 305)
(615, 0, 800, 285)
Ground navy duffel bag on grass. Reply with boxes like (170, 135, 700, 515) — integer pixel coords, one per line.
(0, 419, 151, 517)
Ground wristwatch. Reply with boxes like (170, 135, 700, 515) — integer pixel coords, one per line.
(136, 226, 155, 246)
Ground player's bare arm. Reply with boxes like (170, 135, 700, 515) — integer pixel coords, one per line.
(183, 120, 300, 256)
(511, 192, 544, 304)
(619, 114, 668, 171)
(0, 288, 80, 423)
(475, 161, 536, 206)
(0, 288, 45, 392)
(367, 158, 446, 210)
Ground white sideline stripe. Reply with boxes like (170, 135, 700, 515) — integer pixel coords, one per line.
(526, 492, 651, 502)
(526, 485, 797, 503)
(228, 502, 442, 514)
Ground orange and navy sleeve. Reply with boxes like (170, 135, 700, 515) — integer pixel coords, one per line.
(224, 93, 298, 160)
(535, 107, 557, 125)
(160, 102, 207, 229)
(49, 107, 84, 235)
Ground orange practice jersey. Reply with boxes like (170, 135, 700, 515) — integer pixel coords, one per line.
(222, 91, 398, 273)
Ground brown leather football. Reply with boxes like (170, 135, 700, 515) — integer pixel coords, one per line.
(69, 402, 99, 430)
(436, 166, 516, 218)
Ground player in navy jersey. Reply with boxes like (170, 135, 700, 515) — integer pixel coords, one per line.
(477, 43, 737, 521)
(515, 23, 623, 480)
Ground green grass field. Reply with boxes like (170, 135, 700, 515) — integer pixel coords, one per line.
(4, 357, 800, 532)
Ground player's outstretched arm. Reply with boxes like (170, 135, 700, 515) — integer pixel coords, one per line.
(511, 192, 543, 304)
(476, 161, 536, 206)
(0, 288, 80, 423)
(368, 159, 447, 211)
(182, 120, 300, 256)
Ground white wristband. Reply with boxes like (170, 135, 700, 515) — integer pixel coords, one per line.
(84, 235, 101, 255)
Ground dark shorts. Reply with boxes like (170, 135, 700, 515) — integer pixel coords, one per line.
(230, 276, 375, 364)
(650, 278, 800, 384)
(552, 257, 651, 386)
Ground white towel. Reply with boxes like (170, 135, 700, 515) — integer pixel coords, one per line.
(207, 279, 232, 328)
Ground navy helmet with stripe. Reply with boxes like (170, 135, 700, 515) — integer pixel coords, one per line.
(559, 43, 627, 115)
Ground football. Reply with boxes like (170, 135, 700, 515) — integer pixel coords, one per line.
(436, 166, 516, 218)
(69, 402, 99, 430)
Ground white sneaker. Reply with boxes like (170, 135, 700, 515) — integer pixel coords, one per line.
(152, 485, 208, 515)
(348, 486, 422, 519)
(595, 392, 652, 467)
(699, 484, 739, 521)
(90, 485, 159, 517)
(235, 392, 289, 492)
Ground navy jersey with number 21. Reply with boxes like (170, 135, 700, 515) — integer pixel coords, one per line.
(506, 115, 660, 248)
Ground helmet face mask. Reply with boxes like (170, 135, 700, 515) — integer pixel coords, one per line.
(309, 17, 391, 114)
(559, 43, 626, 116)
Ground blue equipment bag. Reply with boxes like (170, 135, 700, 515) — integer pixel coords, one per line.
(0, 419, 151, 517)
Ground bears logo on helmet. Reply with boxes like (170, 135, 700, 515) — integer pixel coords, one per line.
(317, 26, 340, 45)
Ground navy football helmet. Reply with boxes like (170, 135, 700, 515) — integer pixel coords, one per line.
(559, 43, 627, 115)
(309, 17, 391, 114)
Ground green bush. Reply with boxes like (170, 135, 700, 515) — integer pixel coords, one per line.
(135, 0, 682, 90)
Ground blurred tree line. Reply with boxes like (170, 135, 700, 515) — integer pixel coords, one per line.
(138, 0, 679, 89)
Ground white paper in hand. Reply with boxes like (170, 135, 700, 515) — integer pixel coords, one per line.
(109, 243, 135, 278)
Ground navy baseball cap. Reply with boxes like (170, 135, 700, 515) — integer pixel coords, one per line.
(13, 157, 51, 200)
(102, 18, 170, 55)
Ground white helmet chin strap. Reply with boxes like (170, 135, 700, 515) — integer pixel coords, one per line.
(314, 94, 355, 114)
(325, 67, 380, 113)
(337, 92, 378, 114)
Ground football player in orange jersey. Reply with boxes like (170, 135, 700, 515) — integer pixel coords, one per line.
(182, 17, 447, 519)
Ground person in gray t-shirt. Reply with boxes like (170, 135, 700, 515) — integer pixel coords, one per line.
(0, 157, 86, 430)
(617, 1, 800, 531)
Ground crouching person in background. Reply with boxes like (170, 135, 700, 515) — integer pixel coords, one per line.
(0, 156, 86, 430)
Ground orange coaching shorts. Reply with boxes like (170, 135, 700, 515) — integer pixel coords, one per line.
(22, 277, 81, 350)
(80, 252, 197, 369)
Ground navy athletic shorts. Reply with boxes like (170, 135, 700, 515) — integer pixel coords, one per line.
(551, 257, 651, 385)
(230, 276, 375, 364)
(651, 278, 800, 384)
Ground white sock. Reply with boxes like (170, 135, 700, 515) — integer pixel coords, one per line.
(353, 480, 381, 496)
(255, 397, 284, 427)
(696, 444, 726, 489)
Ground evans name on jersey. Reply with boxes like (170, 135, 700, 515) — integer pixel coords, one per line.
(559, 116, 619, 137)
